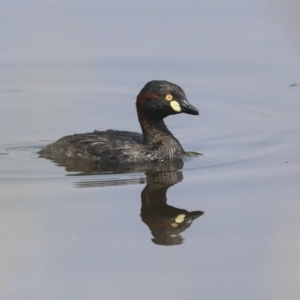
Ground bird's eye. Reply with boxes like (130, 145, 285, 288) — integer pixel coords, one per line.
(165, 94, 173, 101)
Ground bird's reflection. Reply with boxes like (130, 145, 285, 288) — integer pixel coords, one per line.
(141, 169, 203, 246)
(40, 155, 204, 245)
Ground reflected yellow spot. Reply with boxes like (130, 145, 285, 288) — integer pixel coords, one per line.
(170, 101, 181, 112)
(165, 94, 173, 101)
(175, 214, 186, 223)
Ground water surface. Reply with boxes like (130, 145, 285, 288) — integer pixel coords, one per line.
(1, 0, 300, 299)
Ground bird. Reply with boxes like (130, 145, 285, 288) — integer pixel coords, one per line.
(39, 80, 200, 164)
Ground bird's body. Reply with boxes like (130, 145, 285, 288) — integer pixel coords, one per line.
(39, 80, 199, 164)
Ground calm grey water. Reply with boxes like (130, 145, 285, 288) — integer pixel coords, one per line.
(1, 0, 300, 299)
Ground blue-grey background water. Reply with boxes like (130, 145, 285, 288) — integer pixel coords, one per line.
(1, 0, 300, 299)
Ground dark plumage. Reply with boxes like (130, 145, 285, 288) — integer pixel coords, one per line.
(39, 80, 200, 164)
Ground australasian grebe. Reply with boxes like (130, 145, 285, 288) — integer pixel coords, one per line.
(39, 80, 200, 163)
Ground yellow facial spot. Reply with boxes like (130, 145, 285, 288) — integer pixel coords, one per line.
(170, 101, 181, 112)
(165, 94, 173, 101)
(175, 214, 186, 223)
(171, 222, 178, 228)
